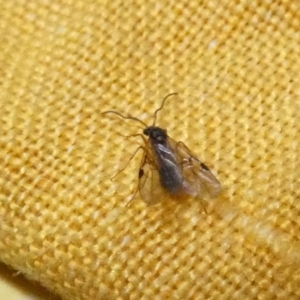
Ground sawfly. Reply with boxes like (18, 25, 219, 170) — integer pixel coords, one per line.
(102, 93, 221, 209)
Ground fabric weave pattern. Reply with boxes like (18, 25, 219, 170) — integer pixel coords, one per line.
(0, 1, 299, 299)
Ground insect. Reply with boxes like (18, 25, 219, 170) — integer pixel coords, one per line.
(102, 93, 221, 208)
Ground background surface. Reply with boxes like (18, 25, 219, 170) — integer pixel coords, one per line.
(0, 0, 299, 299)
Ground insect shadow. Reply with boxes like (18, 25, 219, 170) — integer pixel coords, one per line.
(102, 93, 221, 211)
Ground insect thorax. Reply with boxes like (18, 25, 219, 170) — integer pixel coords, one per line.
(143, 126, 167, 143)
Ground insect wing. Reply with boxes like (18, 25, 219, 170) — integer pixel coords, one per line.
(138, 145, 169, 205)
(169, 138, 221, 199)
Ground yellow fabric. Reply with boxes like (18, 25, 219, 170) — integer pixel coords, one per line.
(0, 262, 59, 300)
(0, 1, 299, 299)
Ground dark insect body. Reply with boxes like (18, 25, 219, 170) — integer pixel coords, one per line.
(102, 94, 221, 207)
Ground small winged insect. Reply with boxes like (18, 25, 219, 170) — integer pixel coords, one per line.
(102, 93, 221, 209)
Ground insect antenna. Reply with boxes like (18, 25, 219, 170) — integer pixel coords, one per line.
(102, 111, 148, 128)
(152, 93, 178, 126)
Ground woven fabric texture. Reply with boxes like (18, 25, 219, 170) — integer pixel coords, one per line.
(0, 1, 300, 299)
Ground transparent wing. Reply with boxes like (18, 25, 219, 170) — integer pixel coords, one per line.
(138, 145, 169, 205)
(168, 138, 221, 199)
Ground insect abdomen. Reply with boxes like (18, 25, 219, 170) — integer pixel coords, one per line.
(159, 163, 183, 194)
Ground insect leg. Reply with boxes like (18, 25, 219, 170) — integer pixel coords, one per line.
(126, 142, 153, 206)
(119, 133, 144, 139)
(126, 168, 150, 207)
(111, 145, 145, 180)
